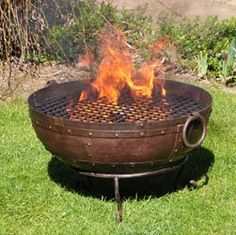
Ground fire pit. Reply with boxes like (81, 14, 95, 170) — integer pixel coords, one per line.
(28, 79, 212, 173)
(28, 79, 212, 221)
(28, 28, 212, 222)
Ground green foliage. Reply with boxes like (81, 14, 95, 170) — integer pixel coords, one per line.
(158, 15, 236, 84)
(3, 0, 236, 86)
(220, 38, 236, 81)
(197, 51, 208, 78)
(117, 7, 158, 59)
(46, 0, 113, 62)
(47, 24, 85, 62)
(0, 0, 155, 63)
(46, 0, 156, 62)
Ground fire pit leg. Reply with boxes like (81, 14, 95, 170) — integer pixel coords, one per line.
(174, 155, 189, 190)
(114, 177, 122, 223)
(77, 156, 189, 223)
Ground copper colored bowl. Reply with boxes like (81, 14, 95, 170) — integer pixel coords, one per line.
(28, 80, 212, 174)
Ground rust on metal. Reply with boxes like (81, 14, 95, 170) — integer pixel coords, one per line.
(28, 79, 212, 174)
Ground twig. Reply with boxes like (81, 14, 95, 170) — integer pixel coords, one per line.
(38, 70, 63, 78)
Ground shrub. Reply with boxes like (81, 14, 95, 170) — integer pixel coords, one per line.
(0, 0, 157, 63)
(45, 0, 157, 62)
(46, 0, 118, 62)
(157, 15, 236, 84)
(2, 1, 236, 86)
(0, 0, 32, 60)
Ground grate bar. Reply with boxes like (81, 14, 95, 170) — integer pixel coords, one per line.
(35, 94, 204, 123)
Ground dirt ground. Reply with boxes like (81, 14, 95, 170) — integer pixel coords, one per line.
(111, 0, 236, 20)
(0, 62, 92, 101)
(1, 61, 235, 103)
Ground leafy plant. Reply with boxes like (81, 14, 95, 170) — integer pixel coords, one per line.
(45, 0, 157, 62)
(157, 15, 236, 85)
(220, 38, 236, 81)
(197, 51, 208, 78)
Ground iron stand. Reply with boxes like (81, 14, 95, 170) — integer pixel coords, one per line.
(78, 155, 189, 223)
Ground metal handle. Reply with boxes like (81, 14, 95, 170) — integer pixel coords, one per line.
(182, 112, 207, 148)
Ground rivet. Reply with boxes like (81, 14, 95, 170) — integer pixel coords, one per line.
(174, 149, 178, 153)
(68, 129, 71, 133)
(161, 131, 165, 135)
(89, 132, 92, 136)
(131, 164, 134, 168)
(169, 159, 173, 162)
(49, 125, 52, 129)
(140, 123, 144, 127)
(115, 133, 119, 137)
(92, 163, 95, 166)
(140, 132, 144, 136)
(112, 164, 116, 168)
(87, 142, 91, 146)
(150, 162, 154, 165)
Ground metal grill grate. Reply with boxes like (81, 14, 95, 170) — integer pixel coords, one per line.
(35, 94, 205, 123)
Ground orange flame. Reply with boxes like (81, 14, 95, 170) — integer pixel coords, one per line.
(77, 52, 94, 68)
(79, 28, 167, 103)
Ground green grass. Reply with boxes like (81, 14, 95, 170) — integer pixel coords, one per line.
(0, 84, 236, 234)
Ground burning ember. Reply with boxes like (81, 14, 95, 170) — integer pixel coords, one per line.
(79, 27, 168, 103)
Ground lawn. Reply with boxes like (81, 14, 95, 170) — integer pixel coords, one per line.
(0, 83, 236, 234)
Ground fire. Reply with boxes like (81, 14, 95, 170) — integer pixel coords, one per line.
(79, 28, 167, 103)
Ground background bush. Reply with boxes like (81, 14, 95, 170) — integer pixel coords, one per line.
(1, 0, 236, 86)
(0, 0, 157, 63)
(157, 15, 236, 85)
(45, 0, 157, 62)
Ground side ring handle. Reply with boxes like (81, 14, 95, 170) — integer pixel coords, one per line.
(182, 112, 207, 148)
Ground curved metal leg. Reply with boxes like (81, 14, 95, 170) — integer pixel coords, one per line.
(77, 156, 189, 223)
(188, 179, 198, 190)
(174, 155, 189, 190)
(114, 177, 122, 223)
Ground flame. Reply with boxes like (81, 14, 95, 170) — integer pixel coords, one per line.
(77, 52, 94, 68)
(151, 36, 169, 55)
(162, 87, 167, 96)
(79, 28, 168, 103)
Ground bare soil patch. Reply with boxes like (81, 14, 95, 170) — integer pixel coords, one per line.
(0, 63, 90, 101)
(111, 0, 236, 20)
(1, 62, 235, 104)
